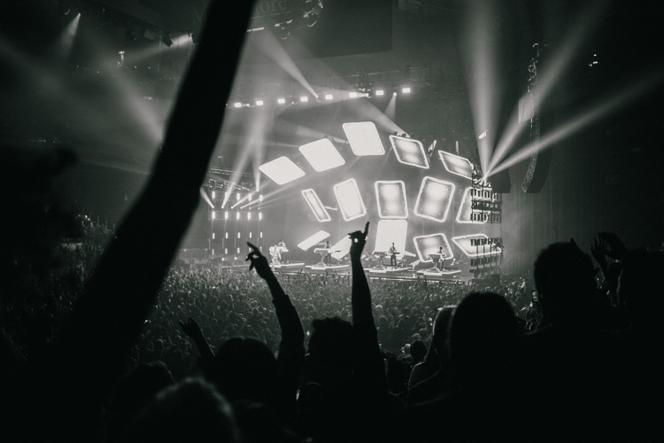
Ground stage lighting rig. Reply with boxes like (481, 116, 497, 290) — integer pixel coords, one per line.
(264, 0, 325, 39)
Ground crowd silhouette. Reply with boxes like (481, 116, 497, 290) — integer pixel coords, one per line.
(1, 1, 663, 441)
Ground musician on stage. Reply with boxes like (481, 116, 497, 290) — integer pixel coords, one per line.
(389, 242, 398, 267)
(324, 240, 331, 265)
(437, 246, 444, 270)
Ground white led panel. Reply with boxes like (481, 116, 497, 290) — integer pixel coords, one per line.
(258, 156, 305, 185)
(413, 177, 455, 222)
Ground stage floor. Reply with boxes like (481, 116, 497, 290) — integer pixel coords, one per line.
(217, 262, 472, 283)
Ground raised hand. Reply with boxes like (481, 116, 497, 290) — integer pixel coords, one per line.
(348, 221, 370, 260)
(246, 241, 272, 279)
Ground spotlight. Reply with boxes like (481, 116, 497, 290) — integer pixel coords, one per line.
(233, 102, 242, 108)
(392, 91, 397, 96)
(324, 93, 334, 100)
(375, 89, 385, 96)
(277, 97, 286, 104)
(300, 96, 309, 103)
(401, 86, 411, 94)
(349, 91, 358, 98)
(255, 99, 264, 106)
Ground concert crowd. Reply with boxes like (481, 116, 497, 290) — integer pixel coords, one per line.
(2, 1, 663, 441)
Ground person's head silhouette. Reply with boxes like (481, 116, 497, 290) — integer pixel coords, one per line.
(534, 241, 596, 327)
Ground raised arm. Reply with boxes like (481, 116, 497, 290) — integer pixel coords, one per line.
(246, 242, 304, 422)
(246, 242, 305, 365)
(180, 317, 215, 369)
(51, 0, 255, 419)
(348, 222, 385, 389)
(349, 222, 375, 329)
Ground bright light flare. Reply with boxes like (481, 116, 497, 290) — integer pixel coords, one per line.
(374, 180, 408, 219)
(342, 122, 386, 156)
(298, 138, 345, 172)
(488, 74, 664, 178)
(302, 189, 332, 222)
(487, 3, 606, 175)
(200, 187, 214, 209)
(463, 0, 499, 175)
(333, 178, 367, 221)
(413, 177, 455, 222)
(58, 12, 81, 58)
(258, 156, 306, 185)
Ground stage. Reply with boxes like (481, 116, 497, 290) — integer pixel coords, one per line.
(215, 261, 473, 284)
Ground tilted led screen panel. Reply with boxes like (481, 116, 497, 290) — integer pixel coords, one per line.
(333, 178, 367, 221)
(297, 230, 330, 251)
(330, 236, 353, 260)
(258, 156, 305, 185)
(373, 220, 408, 254)
(452, 234, 502, 257)
(342, 121, 386, 156)
(374, 180, 408, 219)
(301, 189, 331, 222)
(412, 233, 454, 262)
(413, 177, 455, 222)
(438, 150, 474, 180)
(298, 138, 346, 172)
(456, 187, 488, 224)
(389, 135, 429, 169)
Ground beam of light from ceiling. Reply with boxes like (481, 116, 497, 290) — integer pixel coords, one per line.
(221, 105, 274, 208)
(84, 29, 165, 145)
(199, 187, 214, 209)
(266, 34, 404, 134)
(57, 12, 81, 59)
(117, 34, 194, 67)
(384, 91, 397, 120)
(463, 0, 499, 176)
(486, 1, 607, 175)
(255, 29, 318, 99)
(79, 158, 149, 176)
(487, 72, 664, 178)
(0, 37, 151, 158)
(272, 119, 346, 144)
